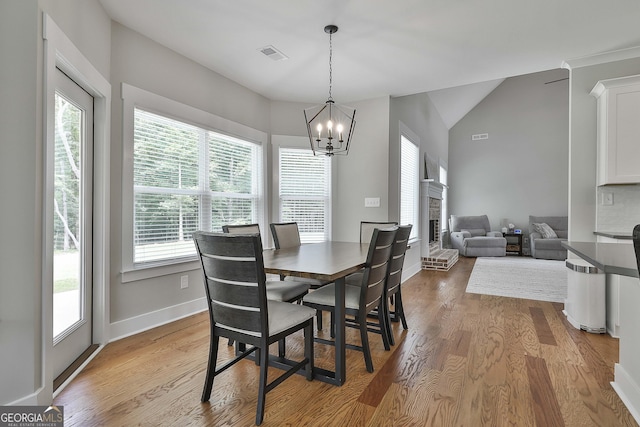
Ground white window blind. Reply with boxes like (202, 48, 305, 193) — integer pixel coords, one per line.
(133, 108, 262, 264)
(279, 148, 331, 243)
(400, 135, 419, 240)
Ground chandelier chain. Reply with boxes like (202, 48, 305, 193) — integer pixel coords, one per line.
(328, 31, 333, 101)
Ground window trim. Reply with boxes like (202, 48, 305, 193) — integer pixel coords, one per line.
(399, 123, 420, 243)
(121, 84, 267, 281)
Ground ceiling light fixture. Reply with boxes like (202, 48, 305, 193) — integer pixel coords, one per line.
(304, 25, 356, 156)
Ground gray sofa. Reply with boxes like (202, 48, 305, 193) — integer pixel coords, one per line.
(450, 215, 507, 257)
(528, 215, 568, 260)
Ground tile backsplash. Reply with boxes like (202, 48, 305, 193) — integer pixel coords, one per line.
(596, 185, 640, 232)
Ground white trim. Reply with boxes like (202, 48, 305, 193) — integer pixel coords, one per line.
(612, 363, 640, 425)
(42, 12, 111, 405)
(401, 259, 422, 283)
(121, 83, 268, 273)
(562, 46, 640, 70)
(52, 344, 106, 399)
(110, 298, 208, 342)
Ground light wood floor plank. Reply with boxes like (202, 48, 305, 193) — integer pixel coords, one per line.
(54, 257, 639, 426)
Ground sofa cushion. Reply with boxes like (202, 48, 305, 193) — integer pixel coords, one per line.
(464, 236, 506, 249)
(461, 228, 486, 237)
(533, 222, 557, 239)
(534, 237, 563, 250)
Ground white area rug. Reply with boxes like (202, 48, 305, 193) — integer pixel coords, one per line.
(466, 257, 567, 303)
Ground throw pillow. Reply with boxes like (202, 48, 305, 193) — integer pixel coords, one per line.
(461, 228, 486, 237)
(533, 222, 557, 239)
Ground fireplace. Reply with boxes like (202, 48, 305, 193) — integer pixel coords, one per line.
(421, 179, 458, 271)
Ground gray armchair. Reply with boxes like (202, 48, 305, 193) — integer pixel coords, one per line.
(449, 215, 507, 257)
(528, 215, 568, 260)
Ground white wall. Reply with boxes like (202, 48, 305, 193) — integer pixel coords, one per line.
(448, 69, 569, 233)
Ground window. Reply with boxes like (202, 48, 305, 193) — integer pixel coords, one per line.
(133, 108, 262, 265)
(440, 161, 448, 231)
(400, 135, 419, 241)
(278, 147, 331, 243)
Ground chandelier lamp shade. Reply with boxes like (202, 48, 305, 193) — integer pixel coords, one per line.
(304, 25, 356, 156)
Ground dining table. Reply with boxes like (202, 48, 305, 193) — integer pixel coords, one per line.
(262, 241, 370, 386)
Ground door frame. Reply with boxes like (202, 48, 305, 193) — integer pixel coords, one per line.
(43, 13, 111, 402)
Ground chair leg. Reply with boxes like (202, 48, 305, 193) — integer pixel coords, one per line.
(330, 311, 335, 338)
(396, 289, 408, 330)
(278, 337, 286, 358)
(380, 301, 393, 348)
(201, 335, 220, 402)
(359, 317, 374, 373)
(317, 311, 323, 330)
(256, 344, 269, 425)
(304, 322, 314, 381)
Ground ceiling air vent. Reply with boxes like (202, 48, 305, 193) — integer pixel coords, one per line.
(258, 45, 288, 61)
(471, 133, 489, 141)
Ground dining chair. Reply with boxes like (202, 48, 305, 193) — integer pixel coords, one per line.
(302, 226, 398, 373)
(193, 231, 316, 426)
(345, 224, 412, 346)
(360, 221, 398, 244)
(270, 221, 331, 329)
(222, 223, 310, 353)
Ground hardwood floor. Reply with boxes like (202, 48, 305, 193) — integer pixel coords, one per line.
(54, 257, 638, 426)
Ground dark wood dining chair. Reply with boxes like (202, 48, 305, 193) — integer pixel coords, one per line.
(302, 226, 397, 373)
(193, 231, 316, 426)
(222, 223, 310, 353)
(346, 224, 412, 346)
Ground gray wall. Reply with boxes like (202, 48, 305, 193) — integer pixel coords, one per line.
(567, 57, 640, 241)
(0, 0, 112, 406)
(448, 68, 569, 233)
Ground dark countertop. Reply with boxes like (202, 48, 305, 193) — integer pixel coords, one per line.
(594, 231, 633, 240)
(562, 241, 639, 278)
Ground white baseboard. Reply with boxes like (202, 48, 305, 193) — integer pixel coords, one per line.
(110, 298, 208, 342)
(612, 363, 640, 425)
(402, 260, 422, 283)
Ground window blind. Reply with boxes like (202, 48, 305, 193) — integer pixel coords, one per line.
(279, 148, 331, 243)
(133, 108, 262, 264)
(400, 136, 419, 240)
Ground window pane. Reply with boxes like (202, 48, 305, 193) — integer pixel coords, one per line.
(279, 148, 330, 243)
(210, 196, 256, 232)
(400, 136, 419, 240)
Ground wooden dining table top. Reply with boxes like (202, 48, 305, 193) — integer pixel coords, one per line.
(262, 241, 370, 282)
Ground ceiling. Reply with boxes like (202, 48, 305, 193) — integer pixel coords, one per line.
(99, 0, 640, 126)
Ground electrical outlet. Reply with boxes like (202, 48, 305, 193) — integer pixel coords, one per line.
(364, 197, 380, 208)
(180, 275, 189, 289)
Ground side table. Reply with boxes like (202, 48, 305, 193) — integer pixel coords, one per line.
(503, 232, 523, 256)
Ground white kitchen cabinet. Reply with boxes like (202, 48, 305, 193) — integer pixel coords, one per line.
(591, 75, 640, 185)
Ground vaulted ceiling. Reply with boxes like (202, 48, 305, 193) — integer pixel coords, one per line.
(99, 0, 640, 126)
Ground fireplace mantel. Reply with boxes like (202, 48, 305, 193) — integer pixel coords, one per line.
(421, 179, 444, 200)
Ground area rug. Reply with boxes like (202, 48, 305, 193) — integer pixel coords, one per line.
(466, 257, 567, 303)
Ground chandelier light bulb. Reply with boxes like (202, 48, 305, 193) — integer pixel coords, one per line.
(337, 123, 344, 142)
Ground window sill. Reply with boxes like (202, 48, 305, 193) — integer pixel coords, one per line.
(121, 258, 200, 283)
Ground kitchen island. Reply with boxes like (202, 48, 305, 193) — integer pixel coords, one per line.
(562, 241, 640, 424)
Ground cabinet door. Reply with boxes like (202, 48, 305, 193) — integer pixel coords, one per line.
(606, 86, 640, 184)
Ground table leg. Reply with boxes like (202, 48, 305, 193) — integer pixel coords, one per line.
(334, 276, 346, 385)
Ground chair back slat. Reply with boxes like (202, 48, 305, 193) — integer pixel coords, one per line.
(360, 221, 398, 244)
(386, 225, 413, 295)
(194, 232, 266, 336)
(270, 222, 301, 249)
(360, 227, 397, 312)
(223, 223, 261, 234)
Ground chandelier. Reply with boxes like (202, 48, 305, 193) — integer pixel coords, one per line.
(304, 25, 356, 156)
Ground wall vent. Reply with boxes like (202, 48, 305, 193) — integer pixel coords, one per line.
(258, 45, 288, 61)
(471, 133, 489, 141)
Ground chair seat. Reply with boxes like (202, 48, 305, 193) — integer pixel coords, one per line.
(267, 300, 317, 336)
(302, 283, 361, 310)
(532, 238, 563, 250)
(266, 280, 310, 302)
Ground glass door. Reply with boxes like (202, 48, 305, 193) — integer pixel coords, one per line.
(52, 68, 93, 380)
